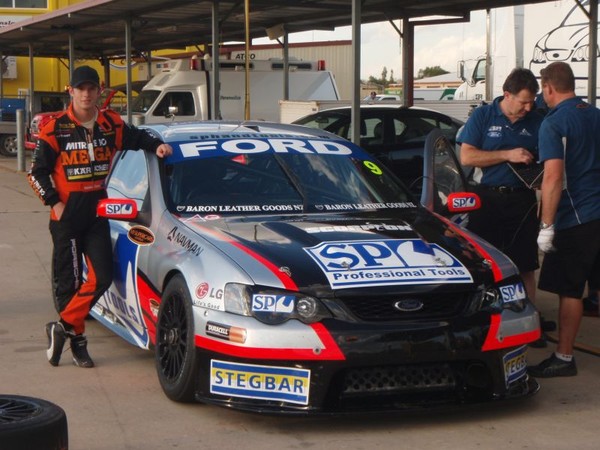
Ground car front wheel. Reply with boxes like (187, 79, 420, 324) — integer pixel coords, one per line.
(155, 275, 199, 402)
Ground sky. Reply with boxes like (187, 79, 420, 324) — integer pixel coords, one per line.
(255, 10, 488, 80)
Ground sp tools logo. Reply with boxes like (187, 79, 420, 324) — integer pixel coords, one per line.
(500, 282, 527, 303)
(304, 239, 472, 289)
(105, 202, 133, 216)
(448, 192, 481, 213)
(251, 294, 295, 313)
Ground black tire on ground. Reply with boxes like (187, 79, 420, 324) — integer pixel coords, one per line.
(155, 274, 199, 403)
(0, 135, 18, 157)
(0, 394, 68, 450)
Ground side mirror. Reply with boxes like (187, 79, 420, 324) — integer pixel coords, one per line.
(97, 198, 138, 220)
(166, 105, 179, 117)
(447, 192, 481, 213)
(457, 60, 465, 81)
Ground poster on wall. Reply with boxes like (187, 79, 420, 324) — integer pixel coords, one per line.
(1, 15, 32, 79)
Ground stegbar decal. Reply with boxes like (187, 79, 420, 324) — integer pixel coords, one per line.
(305, 238, 473, 289)
(210, 360, 310, 405)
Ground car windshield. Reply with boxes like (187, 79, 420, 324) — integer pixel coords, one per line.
(164, 139, 416, 216)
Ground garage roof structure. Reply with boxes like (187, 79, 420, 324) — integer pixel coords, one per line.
(1, 0, 596, 144)
(0, 0, 551, 59)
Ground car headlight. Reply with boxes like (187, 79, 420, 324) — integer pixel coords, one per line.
(532, 46, 546, 63)
(223, 283, 332, 325)
(572, 45, 589, 62)
(474, 278, 527, 313)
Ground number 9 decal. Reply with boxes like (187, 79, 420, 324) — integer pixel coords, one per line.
(363, 160, 383, 175)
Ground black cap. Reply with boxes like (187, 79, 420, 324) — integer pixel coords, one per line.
(70, 65, 100, 88)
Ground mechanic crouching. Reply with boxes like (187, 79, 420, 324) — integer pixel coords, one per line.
(27, 66, 172, 368)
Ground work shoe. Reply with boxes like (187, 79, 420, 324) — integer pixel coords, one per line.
(527, 354, 577, 378)
(46, 321, 67, 366)
(70, 335, 95, 368)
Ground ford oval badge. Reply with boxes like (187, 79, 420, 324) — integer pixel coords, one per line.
(394, 299, 424, 312)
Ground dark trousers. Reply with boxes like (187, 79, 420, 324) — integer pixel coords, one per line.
(467, 187, 539, 273)
(50, 216, 113, 334)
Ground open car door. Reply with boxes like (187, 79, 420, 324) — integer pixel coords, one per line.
(420, 128, 480, 226)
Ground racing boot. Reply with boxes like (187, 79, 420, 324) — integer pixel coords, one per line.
(70, 334, 95, 368)
(46, 321, 68, 366)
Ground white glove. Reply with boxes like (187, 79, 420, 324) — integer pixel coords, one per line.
(537, 226, 556, 253)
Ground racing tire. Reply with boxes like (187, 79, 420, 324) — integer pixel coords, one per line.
(0, 135, 18, 157)
(155, 275, 199, 403)
(0, 394, 68, 450)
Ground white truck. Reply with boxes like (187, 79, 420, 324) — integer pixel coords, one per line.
(127, 57, 339, 124)
(455, 0, 598, 101)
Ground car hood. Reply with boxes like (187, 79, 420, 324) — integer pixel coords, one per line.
(182, 209, 506, 295)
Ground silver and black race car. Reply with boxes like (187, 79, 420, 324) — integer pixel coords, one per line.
(93, 121, 540, 414)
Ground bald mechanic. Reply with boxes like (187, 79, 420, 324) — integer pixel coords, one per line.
(528, 62, 600, 377)
(28, 66, 172, 368)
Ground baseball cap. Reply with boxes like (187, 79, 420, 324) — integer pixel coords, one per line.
(70, 65, 100, 88)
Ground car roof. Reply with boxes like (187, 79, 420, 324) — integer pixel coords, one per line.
(294, 105, 464, 124)
(141, 120, 343, 142)
(306, 104, 444, 113)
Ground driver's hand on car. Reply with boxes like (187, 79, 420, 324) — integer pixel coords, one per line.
(156, 143, 173, 158)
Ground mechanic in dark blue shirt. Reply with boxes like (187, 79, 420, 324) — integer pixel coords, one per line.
(459, 68, 543, 328)
(528, 62, 600, 378)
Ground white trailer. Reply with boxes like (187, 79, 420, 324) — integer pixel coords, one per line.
(455, 1, 599, 101)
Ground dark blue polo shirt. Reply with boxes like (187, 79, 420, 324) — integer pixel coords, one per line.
(459, 96, 543, 187)
(539, 97, 600, 230)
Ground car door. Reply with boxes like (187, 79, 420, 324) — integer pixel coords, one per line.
(369, 109, 462, 196)
(91, 150, 153, 348)
(420, 128, 476, 226)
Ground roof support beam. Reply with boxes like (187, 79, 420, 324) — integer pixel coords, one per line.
(125, 17, 133, 125)
(350, 0, 361, 145)
(211, 0, 221, 120)
(401, 18, 414, 107)
(588, 0, 598, 105)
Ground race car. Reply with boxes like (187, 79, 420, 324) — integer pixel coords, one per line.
(93, 121, 540, 414)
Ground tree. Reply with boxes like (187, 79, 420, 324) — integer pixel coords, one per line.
(416, 66, 449, 79)
(363, 66, 395, 88)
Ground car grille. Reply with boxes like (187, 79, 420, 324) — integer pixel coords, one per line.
(332, 361, 499, 410)
(342, 363, 457, 395)
(338, 291, 472, 321)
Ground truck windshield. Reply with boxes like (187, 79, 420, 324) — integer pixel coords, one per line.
(130, 90, 160, 113)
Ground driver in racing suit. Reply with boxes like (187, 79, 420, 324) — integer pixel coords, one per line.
(28, 65, 172, 368)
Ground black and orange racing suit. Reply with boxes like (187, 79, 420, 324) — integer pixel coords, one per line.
(28, 104, 164, 335)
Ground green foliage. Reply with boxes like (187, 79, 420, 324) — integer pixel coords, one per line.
(363, 67, 396, 87)
(416, 66, 449, 79)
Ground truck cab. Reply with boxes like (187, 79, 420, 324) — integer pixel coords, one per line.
(128, 58, 340, 124)
(455, 57, 486, 101)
